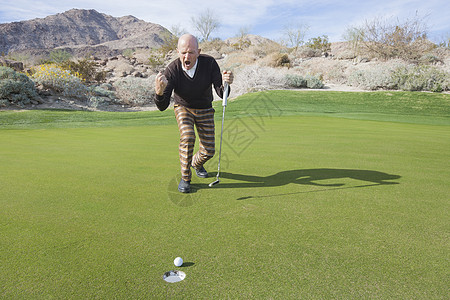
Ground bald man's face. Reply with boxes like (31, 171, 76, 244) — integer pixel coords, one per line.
(177, 37, 201, 70)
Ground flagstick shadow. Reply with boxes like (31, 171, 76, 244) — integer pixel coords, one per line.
(236, 183, 380, 200)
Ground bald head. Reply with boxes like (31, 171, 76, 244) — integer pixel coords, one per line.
(177, 34, 201, 70)
(178, 34, 199, 49)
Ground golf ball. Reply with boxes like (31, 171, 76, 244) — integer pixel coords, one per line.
(174, 257, 183, 267)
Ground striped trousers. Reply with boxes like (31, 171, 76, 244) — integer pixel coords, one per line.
(174, 105, 215, 181)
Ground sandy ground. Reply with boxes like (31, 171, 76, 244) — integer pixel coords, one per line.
(317, 83, 368, 92)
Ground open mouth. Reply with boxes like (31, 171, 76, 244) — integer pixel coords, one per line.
(185, 60, 191, 68)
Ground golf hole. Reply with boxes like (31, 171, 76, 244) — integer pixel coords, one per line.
(163, 270, 186, 283)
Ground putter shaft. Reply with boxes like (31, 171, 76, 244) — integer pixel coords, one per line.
(209, 82, 229, 187)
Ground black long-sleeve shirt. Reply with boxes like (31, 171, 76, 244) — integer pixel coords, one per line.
(155, 54, 228, 111)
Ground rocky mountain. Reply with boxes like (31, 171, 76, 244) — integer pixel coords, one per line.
(0, 9, 171, 56)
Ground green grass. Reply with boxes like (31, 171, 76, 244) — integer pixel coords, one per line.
(0, 91, 449, 298)
(227, 90, 450, 125)
(1, 91, 449, 129)
(0, 109, 176, 129)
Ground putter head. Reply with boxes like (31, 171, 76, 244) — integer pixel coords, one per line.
(209, 179, 220, 187)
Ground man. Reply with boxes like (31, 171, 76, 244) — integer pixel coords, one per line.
(155, 33, 233, 193)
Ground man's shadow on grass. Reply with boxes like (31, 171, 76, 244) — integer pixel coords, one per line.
(200, 168, 400, 199)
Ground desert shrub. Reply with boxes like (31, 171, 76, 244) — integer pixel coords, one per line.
(304, 75, 324, 89)
(248, 43, 284, 65)
(6, 53, 30, 65)
(87, 96, 105, 108)
(233, 65, 286, 95)
(231, 40, 251, 50)
(391, 65, 449, 92)
(294, 46, 322, 58)
(361, 15, 435, 61)
(31, 64, 88, 98)
(199, 38, 231, 52)
(0, 66, 39, 106)
(113, 76, 155, 106)
(231, 36, 252, 50)
(233, 66, 324, 95)
(271, 53, 291, 68)
(49, 49, 72, 64)
(61, 58, 106, 83)
(437, 36, 450, 48)
(90, 84, 115, 98)
(122, 48, 135, 58)
(157, 31, 179, 55)
(306, 35, 331, 52)
(418, 53, 443, 65)
(86, 84, 117, 108)
(199, 38, 227, 52)
(348, 64, 400, 90)
(148, 52, 165, 71)
(282, 23, 309, 51)
(324, 63, 349, 84)
(342, 26, 365, 59)
(348, 70, 375, 89)
(253, 47, 267, 58)
(224, 51, 256, 67)
(347, 62, 449, 92)
(285, 74, 306, 88)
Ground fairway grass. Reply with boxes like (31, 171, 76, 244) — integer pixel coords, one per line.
(1, 91, 449, 298)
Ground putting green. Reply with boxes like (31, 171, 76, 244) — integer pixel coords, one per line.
(0, 92, 449, 298)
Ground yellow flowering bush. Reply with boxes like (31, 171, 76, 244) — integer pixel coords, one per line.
(31, 64, 88, 98)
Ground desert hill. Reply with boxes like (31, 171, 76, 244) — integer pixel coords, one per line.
(0, 9, 171, 56)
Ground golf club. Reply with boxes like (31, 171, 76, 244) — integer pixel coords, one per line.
(209, 82, 229, 187)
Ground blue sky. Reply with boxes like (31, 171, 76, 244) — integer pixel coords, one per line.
(0, 0, 448, 43)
